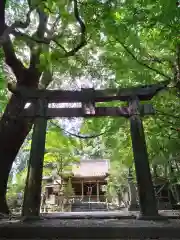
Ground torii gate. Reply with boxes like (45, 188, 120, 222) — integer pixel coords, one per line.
(8, 81, 168, 219)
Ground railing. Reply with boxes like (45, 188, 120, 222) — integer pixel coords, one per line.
(45, 194, 107, 205)
(70, 195, 106, 203)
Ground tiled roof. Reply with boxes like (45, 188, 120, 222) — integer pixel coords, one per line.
(72, 159, 109, 177)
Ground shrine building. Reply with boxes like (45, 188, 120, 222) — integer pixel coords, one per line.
(43, 159, 110, 205)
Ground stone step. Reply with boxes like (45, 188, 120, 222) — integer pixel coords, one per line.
(72, 208, 108, 212)
(72, 202, 107, 212)
(1, 218, 180, 239)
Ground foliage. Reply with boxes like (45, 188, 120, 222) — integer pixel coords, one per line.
(44, 124, 80, 178)
(63, 178, 74, 198)
(7, 169, 27, 209)
(1, 0, 115, 89)
(106, 162, 129, 202)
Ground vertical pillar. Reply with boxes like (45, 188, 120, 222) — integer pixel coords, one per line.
(129, 97, 159, 219)
(81, 180, 84, 201)
(97, 181, 100, 202)
(128, 169, 138, 211)
(22, 98, 48, 217)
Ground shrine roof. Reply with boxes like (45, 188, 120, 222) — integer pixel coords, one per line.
(72, 159, 110, 177)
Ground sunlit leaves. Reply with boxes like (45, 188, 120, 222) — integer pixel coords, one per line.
(44, 127, 80, 177)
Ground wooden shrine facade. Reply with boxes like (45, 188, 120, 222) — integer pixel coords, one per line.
(67, 159, 109, 203)
(43, 159, 109, 206)
(8, 80, 169, 219)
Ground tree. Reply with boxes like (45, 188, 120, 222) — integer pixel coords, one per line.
(0, 0, 88, 213)
(106, 162, 129, 206)
(7, 169, 27, 211)
(43, 127, 79, 211)
(44, 126, 80, 179)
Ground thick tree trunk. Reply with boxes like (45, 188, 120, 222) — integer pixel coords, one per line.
(0, 65, 40, 214)
(0, 0, 46, 214)
(0, 94, 32, 213)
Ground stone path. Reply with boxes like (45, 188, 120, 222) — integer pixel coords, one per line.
(0, 215, 180, 239)
(41, 210, 180, 219)
(0, 210, 180, 239)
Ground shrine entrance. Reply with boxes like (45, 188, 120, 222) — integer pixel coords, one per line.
(72, 179, 106, 202)
(8, 80, 168, 219)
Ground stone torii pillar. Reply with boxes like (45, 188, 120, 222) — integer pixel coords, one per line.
(128, 97, 161, 219)
(22, 98, 48, 217)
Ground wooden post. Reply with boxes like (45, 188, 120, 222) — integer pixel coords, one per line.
(22, 98, 48, 217)
(97, 181, 100, 202)
(129, 97, 160, 219)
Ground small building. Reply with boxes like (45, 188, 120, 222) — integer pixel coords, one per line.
(42, 159, 110, 209)
(70, 158, 109, 202)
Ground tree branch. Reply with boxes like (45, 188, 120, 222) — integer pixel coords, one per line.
(11, 29, 49, 44)
(142, 54, 173, 66)
(12, 1, 86, 58)
(29, 9, 48, 72)
(39, 70, 53, 89)
(46, 14, 61, 37)
(12, 29, 68, 56)
(46, 0, 87, 56)
(2, 38, 26, 80)
(64, 0, 86, 57)
(0, 1, 26, 80)
(115, 38, 172, 81)
(2, 0, 86, 84)
(0, 1, 33, 82)
(0, 8, 34, 46)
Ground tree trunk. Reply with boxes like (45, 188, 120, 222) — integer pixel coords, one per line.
(0, 66, 39, 214)
(0, 0, 46, 214)
(0, 94, 32, 213)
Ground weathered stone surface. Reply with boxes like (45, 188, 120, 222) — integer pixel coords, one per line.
(1, 217, 180, 239)
(71, 202, 108, 212)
